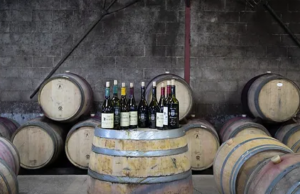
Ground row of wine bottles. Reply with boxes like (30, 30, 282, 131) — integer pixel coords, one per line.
(101, 79, 179, 130)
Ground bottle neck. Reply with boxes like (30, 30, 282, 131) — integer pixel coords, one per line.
(171, 85, 176, 98)
(141, 87, 146, 99)
(130, 87, 134, 98)
(167, 85, 171, 97)
(105, 87, 110, 99)
(152, 86, 157, 101)
(121, 87, 126, 98)
(161, 87, 165, 97)
(113, 85, 118, 97)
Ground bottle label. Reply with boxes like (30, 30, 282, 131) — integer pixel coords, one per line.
(149, 113, 156, 128)
(114, 107, 120, 124)
(169, 107, 179, 127)
(129, 111, 138, 125)
(121, 112, 129, 127)
(156, 112, 164, 127)
(101, 113, 114, 128)
(139, 112, 146, 122)
(163, 106, 168, 125)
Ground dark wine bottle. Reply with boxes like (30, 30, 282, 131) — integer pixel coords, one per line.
(111, 80, 120, 130)
(128, 83, 137, 129)
(168, 79, 179, 129)
(158, 83, 167, 130)
(165, 80, 171, 128)
(120, 83, 129, 129)
(148, 81, 160, 129)
(138, 82, 149, 128)
(101, 81, 114, 129)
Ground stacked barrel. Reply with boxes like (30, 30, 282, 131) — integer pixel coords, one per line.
(0, 117, 21, 194)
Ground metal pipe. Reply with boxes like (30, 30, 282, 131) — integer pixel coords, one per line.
(263, 2, 300, 48)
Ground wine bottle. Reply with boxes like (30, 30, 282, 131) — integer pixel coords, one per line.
(168, 79, 179, 129)
(149, 81, 160, 129)
(111, 80, 120, 129)
(101, 82, 114, 129)
(157, 83, 166, 130)
(138, 82, 149, 128)
(128, 83, 137, 129)
(165, 80, 171, 129)
(120, 83, 129, 129)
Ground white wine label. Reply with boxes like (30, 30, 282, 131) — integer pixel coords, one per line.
(156, 112, 164, 127)
(163, 107, 168, 125)
(129, 111, 138, 125)
(121, 112, 129, 127)
(101, 113, 114, 128)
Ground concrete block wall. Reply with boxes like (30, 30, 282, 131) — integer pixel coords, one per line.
(0, 0, 299, 125)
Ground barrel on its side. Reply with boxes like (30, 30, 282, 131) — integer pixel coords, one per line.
(145, 73, 194, 121)
(0, 159, 18, 194)
(0, 117, 19, 140)
(242, 73, 300, 122)
(219, 117, 270, 143)
(38, 72, 93, 122)
(88, 127, 193, 194)
(0, 137, 20, 175)
(183, 119, 219, 171)
(12, 117, 64, 169)
(66, 118, 101, 169)
(213, 134, 293, 194)
(275, 123, 300, 152)
(245, 153, 300, 194)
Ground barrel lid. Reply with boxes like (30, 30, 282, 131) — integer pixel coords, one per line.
(94, 127, 185, 140)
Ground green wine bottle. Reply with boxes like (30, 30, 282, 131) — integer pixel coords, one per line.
(138, 82, 149, 128)
(120, 83, 129, 129)
(101, 81, 114, 129)
(168, 79, 179, 129)
(111, 80, 120, 130)
(148, 81, 160, 129)
(128, 83, 138, 129)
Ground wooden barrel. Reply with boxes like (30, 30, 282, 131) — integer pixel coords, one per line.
(0, 137, 20, 175)
(219, 116, 270, 143)
(243, 73, 300, 122)
(183, 119, 220, 171)
(38, 72, 93, 122)
(275, 123, 300, 152)
(213, 134, 293, 194)
(0, 159, 18, 194)
(88, 127, 193, 194)
(65, 118, 101, 169)
(245, 153, 300, 194)
(145, 73, 194, 121)
(0, 117, 19, 140)
(11, 117, 64, 169)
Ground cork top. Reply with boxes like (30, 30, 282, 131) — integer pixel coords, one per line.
(141, 82, 145, 87)
(271, 155, 281, 164)
(171, 79, 175, 85)
(114, 80, 117, 85)
(130, 83, 134, 88)
(106, 82, 110, 87)
(167, 81, 171, 85)
(161, 83, 164, 87)
(122, 83, 125, 87)
(153, 81, 156, 87)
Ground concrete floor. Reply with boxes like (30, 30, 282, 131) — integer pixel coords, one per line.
(18, 175, 219, 194)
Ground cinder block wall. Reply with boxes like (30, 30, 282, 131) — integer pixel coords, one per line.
(0, 0, 299, 125)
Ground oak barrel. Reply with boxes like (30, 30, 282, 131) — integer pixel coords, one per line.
(245, 153, 300, 194)
(0, 159, 18, 194)
(213, 134, 293, 194)
(65, 118, 101, 169)
(145, 73, 193, 121)
(275, 123, 300, 153)
(11, 117, 64, 169)
(242, 73, 300, 122)
(0, 137, 20, 175)
(219, 116, 270, 143)
(0, 117, 19, 140)
(88, 127, 193, 194)
(183, 119, 220, 171)
(38, 72, 93, 122)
